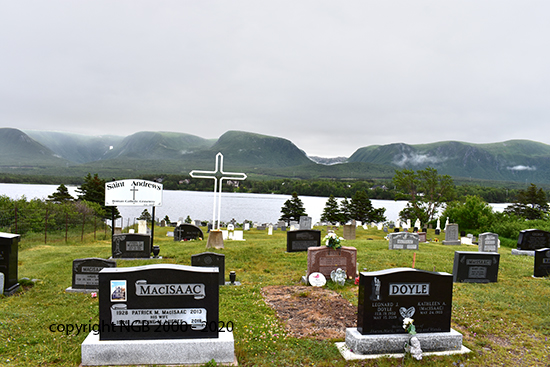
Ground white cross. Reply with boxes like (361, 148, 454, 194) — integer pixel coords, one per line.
(189, 152, 247, 231)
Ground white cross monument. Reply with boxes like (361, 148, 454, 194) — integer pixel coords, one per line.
(189, 153, 247, 248)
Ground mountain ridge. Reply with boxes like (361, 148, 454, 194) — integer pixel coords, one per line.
(2, 127, 549, 184)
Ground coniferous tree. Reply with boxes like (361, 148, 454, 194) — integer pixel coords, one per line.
(279, 192, 307, 224)
(504, 183, 549, 220)
(320, 195, 341, 224)
(76, 173, 119, 219)
(350, 190, 386, 223)
(339, 197, 352, 224)
(47, 184, 74, 203)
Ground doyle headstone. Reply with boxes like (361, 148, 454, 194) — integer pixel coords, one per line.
(112, 233, 151, 258)
(343, 224, 356, 240)
(388, 232, 419, 250)
(443, 223, 461, 246)
(478, 232, 499, 252)
(174, 224, 204, 242)
(0, 232, 20, 295)
(307, 246, 357, 279)
(98, 264, 219, 340)
(534, 248, 550, 277)
(286, 230, 321, 252)
(68, 258, 116, 292)
(191, 252, 225, 286)
(452, 251, 500, 283)
(357, 268, 453, 335)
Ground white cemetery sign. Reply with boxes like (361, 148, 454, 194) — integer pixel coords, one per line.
(105, 179, 163, 207)
(189, 153, 247, 231)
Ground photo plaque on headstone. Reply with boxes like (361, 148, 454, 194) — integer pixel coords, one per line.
(286, 230, 321, 252)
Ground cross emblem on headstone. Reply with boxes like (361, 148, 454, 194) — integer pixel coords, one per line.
(189, 152, 247, 230)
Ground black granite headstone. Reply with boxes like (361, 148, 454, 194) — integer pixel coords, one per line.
(174, 224, 204, 241)
(358, 268, 453, 335)
(192, 252, 225, 286)
(71, 258, 116, 290)
(98, 264, 219, 340)
(517, 229, 550, 251)
(534, 248, 550, 277)
(112, 233, 151, 258)
(0, 232, 20, 295)
(286, 230, 321, 252)
(452, 251, 500, 283)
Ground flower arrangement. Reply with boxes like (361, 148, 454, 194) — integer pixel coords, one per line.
(324, 231, 343, 250)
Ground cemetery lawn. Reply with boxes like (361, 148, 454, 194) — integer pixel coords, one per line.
(2, 227, 550, 367)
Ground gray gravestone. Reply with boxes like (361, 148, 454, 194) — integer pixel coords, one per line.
(443, 224, 460, 246)
(478, 232, 499, 252)
(0, 232, 20, 296)
(299, 216, 312, 230)
(534, 248, 550, 277)
(388, 232, 419, 250)
(68, 258, 116, 292)
(452, 251, 500, 283)
(112, 233, 151, 258)
(192, 252, 225, 286)
(286, 230, 321, 252)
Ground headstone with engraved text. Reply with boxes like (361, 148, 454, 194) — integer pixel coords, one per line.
(287, 230, 321, 252)
(452, 251, 500, 283)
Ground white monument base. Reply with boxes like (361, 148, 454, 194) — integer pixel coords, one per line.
(81, 329, 236, 366)
(511, 249, 534, 256)
(336, 342, 471, 360)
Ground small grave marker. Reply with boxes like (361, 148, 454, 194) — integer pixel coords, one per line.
(174, 224, 204, 242)
(443, 223, 461, 245)
(478, 232, 499, 252)
(388, 232, 419, 250)
(67, 258, 116, 292)
(286, 230, 321, 252)
(112, 233, 151, 258)
(452, 251, 500, 283)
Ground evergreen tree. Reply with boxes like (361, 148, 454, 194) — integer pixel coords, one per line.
(279, 192, 307, 224)
(76, 173, 119, 219)
(504, 183, 550, 220)
(339, 197, 352, 224)
(350, 190, 386, 223)
(138, 209, 152, 222)
(47, 184, 74, 203)
(320, 195, 341, 224)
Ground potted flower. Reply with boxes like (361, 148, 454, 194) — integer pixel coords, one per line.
(324, 231, 343, 251)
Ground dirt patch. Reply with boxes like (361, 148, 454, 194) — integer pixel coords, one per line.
(261, 285, 357, 340)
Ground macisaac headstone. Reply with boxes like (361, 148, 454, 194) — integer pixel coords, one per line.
(98, 264, 219, 340)
(69, 258, 116, 292)
(286, 230, 321, 252)
(452, 251, 500, 283)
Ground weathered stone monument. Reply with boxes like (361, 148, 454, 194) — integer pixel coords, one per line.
(388, 232, 419, 250)
(343, 224, 356, 240)
(443, 223, 461, 246)
(478, 232, 499, 252)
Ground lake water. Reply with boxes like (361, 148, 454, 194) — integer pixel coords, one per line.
(0, 183, 509, 225)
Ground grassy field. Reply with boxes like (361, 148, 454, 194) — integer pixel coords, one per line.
(1, 226, 550, 366)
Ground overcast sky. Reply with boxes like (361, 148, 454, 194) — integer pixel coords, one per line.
(1, 1, 549, 158)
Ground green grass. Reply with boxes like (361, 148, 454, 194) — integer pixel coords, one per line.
(1, 227, 550, 366)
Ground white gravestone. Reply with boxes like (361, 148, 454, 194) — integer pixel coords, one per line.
(138, 220, 148, 234)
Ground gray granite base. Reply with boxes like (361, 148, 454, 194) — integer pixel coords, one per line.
(81, 329, 235, 366)
(345, 328, 464, 355)
(336, 342, 471, 360)
(511, 249, 534, 256)
(65, 287, 98, 294)
(442, 240, 461, 246)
